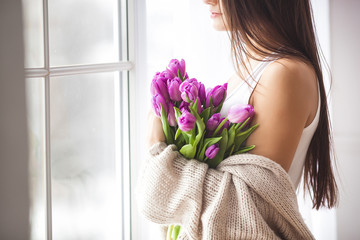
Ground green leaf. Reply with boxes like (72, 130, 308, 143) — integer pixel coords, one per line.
(160, 104, 173, 144)
(215, 101, 224, 113)
(200, 107, 211, 124)
(227, 144, 235, 157)
(213, 117, 228, 136)
(196, 133, 205, 159)
(234, 145, 256, 154)
(226, 124, 236, 151)
(174, 132, 185, 150)
(178, 69, 183, 81)
(189, 105, 205, 148)
(209, 95, 214, 113)
(174, 107, 182, 121)
(181, 132, 190, 143)
(235, 117, 251, 132)
(180, 144, 196, 159)
(188, 128, 196, 145)
(206, 128, 228, 168)
(234, 124, 258, 152)
(175, 127, 182, 140)
(190, 97, 199, 114)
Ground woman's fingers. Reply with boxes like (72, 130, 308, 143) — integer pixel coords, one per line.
(146, 109, 165, 149)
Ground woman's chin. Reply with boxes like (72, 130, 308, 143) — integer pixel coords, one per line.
(211, 21, 227, 31)
(212, 24, 227, 31)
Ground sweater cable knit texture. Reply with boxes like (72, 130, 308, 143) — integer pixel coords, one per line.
(136, 142, 314, 240)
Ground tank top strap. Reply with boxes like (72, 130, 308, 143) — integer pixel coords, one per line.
(247, 57, 279, 89)
(245, 57, 279, 104)
(224, 56, 279, 105)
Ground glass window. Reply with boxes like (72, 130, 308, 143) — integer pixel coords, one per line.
(49, 0, 120, 66)
(26, 78, 46, 240)
(23, 0, 44, 68)
(50, 72, 123, 239)
(23, 0, 131, 238)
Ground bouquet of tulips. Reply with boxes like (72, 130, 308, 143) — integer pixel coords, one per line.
(150, 59, 258, 240)
(151, 59, 258, 168)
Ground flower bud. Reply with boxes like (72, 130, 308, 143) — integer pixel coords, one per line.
(198, 83, 206, 106)
(206, 113, 222, 131)
(179, 101, 190, 113)
(167, 77, 182, 102)
(219, 117, 230, 134)
(151, 93, 168, 117)
(227, 104, 255, 124)
(205, 83, 228, 108)
(178, 111, 196, 132)
(179, 80, 199, 103)
(151, 73, 170, 100)
(205, 144, 220, 159)
(167, 59, 186, 79)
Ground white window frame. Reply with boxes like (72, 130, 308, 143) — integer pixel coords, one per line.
(24, 0, 136, 239)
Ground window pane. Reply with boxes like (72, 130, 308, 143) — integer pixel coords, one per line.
(49, 0, 120, 66)
(50, 72, 123, 239)
(22, 0, 44, 68)
(26, 78, 46, 240)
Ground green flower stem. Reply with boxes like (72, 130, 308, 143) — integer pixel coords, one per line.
(213, 117, 228, 136)
(235, 117, 250, 132)
(172, 225, 181, 240)
(160, 104, 173, 144)
(167, 224, 174, 240)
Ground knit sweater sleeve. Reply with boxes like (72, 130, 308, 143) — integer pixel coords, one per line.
(135, 141, 227, 239)
(135, 141, 314, 240)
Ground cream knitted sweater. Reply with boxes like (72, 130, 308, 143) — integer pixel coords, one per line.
(136, 142, 314, 240)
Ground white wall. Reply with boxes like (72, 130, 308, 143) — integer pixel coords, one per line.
(330, 0, 360, 238)
(0, 0, 30, 239)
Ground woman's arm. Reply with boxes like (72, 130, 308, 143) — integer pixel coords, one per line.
(146, 109, 166, 150)
(246, 58, 318, 172)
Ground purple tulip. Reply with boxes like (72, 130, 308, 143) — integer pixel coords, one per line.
(151, 74, 170, 100)
(167, 59, 186, 79)
(179, 80, 199, 103)
(206, 113, 222, 131)
(168, 102, 177, 127)
(185, 78, 206, 107)
(167, 77, 182, 102)
(205, 144, 220, 159)
(186, 78, 200, 89)
(205, 83, 228, 108)
(178, 111, 196, 132)
(227, 104, 255, 124)
(151, 93, 168, 117)
(196, 97, 203, 115)
(150, 72, 160, 95)
(198, 83, 206, 105)
(159, 70, 173, 80)
(179, 101, 190, 113)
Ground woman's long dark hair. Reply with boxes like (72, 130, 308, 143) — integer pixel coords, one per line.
(220, 0, 338, 209)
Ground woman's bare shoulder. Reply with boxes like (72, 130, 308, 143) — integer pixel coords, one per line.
(246, 57, 318, 171)
(251, 57, 318, 115)
(262, 57, 316, 91)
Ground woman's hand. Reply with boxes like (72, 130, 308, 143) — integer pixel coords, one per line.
(146, 109, 166, 150)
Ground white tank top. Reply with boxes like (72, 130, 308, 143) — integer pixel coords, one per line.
(219, 57, 321, 189)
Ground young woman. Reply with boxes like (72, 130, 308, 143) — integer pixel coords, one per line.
(143, 0, 338, 238)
